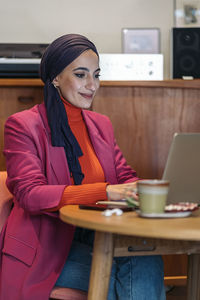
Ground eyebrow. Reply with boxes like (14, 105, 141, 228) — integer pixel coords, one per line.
(73, 67, 101, 72)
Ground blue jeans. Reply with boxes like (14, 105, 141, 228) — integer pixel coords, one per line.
(55, 229, 166, 300)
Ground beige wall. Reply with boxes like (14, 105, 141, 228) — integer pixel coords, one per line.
(0, 0, 174, 78)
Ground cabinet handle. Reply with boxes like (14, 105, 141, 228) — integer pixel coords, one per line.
(128, 245, 156, 252)
(18, 96, 34, 104)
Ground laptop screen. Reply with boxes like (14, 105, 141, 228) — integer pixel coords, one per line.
(162, 133, 200, 204)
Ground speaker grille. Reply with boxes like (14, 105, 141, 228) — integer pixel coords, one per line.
(172, 28, 200, 78)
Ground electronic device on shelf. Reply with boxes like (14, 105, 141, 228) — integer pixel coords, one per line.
(99, 53, 163, 81)
(0, 43, 48, 78)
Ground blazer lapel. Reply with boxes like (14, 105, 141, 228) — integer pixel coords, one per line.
(82, 111, 117, 184)
(48, 145, 71, 184)
(38, 104, 71, 185)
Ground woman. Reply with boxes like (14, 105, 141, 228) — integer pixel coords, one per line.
(0, 34, 165, 300)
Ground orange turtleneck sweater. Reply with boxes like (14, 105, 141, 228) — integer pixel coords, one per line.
(53, 99, 108, 210)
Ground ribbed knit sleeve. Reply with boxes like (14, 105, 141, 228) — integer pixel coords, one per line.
(54, 182, 108, 210)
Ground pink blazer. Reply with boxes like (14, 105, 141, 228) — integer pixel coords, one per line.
(0, 103, 138, 300)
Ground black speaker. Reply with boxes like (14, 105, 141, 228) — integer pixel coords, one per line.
(172, 27, 200, 78)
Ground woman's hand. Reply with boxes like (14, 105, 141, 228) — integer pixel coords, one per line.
(106, 182, 138, 201)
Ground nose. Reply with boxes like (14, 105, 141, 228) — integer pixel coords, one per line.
(85, 76, 98, 92)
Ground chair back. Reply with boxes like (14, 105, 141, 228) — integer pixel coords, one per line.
(0, 171, 13, 230)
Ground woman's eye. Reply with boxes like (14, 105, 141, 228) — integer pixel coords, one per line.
(75, 73, 85, 78)
(95, 73, 101, 79)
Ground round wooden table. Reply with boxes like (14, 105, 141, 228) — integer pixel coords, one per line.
(60, 205, 200, 300)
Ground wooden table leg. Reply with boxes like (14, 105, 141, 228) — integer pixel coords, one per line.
(187, 254, 200, 300)
(88, 231, 114, 300)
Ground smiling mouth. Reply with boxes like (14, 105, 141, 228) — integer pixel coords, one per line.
(80, 93, 94, 99)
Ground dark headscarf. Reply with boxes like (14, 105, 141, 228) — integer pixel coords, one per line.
(40, 34, 99, 185)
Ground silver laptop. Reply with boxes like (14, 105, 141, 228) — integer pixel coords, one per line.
(162, 133, 200, 204)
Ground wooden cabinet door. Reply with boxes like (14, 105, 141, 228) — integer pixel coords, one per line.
(0, 87, 43, 170)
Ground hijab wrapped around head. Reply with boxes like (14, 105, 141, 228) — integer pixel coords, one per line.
(40, 34, 99, 185)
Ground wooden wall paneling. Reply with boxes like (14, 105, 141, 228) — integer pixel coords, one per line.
(93, 86, 200, 179)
